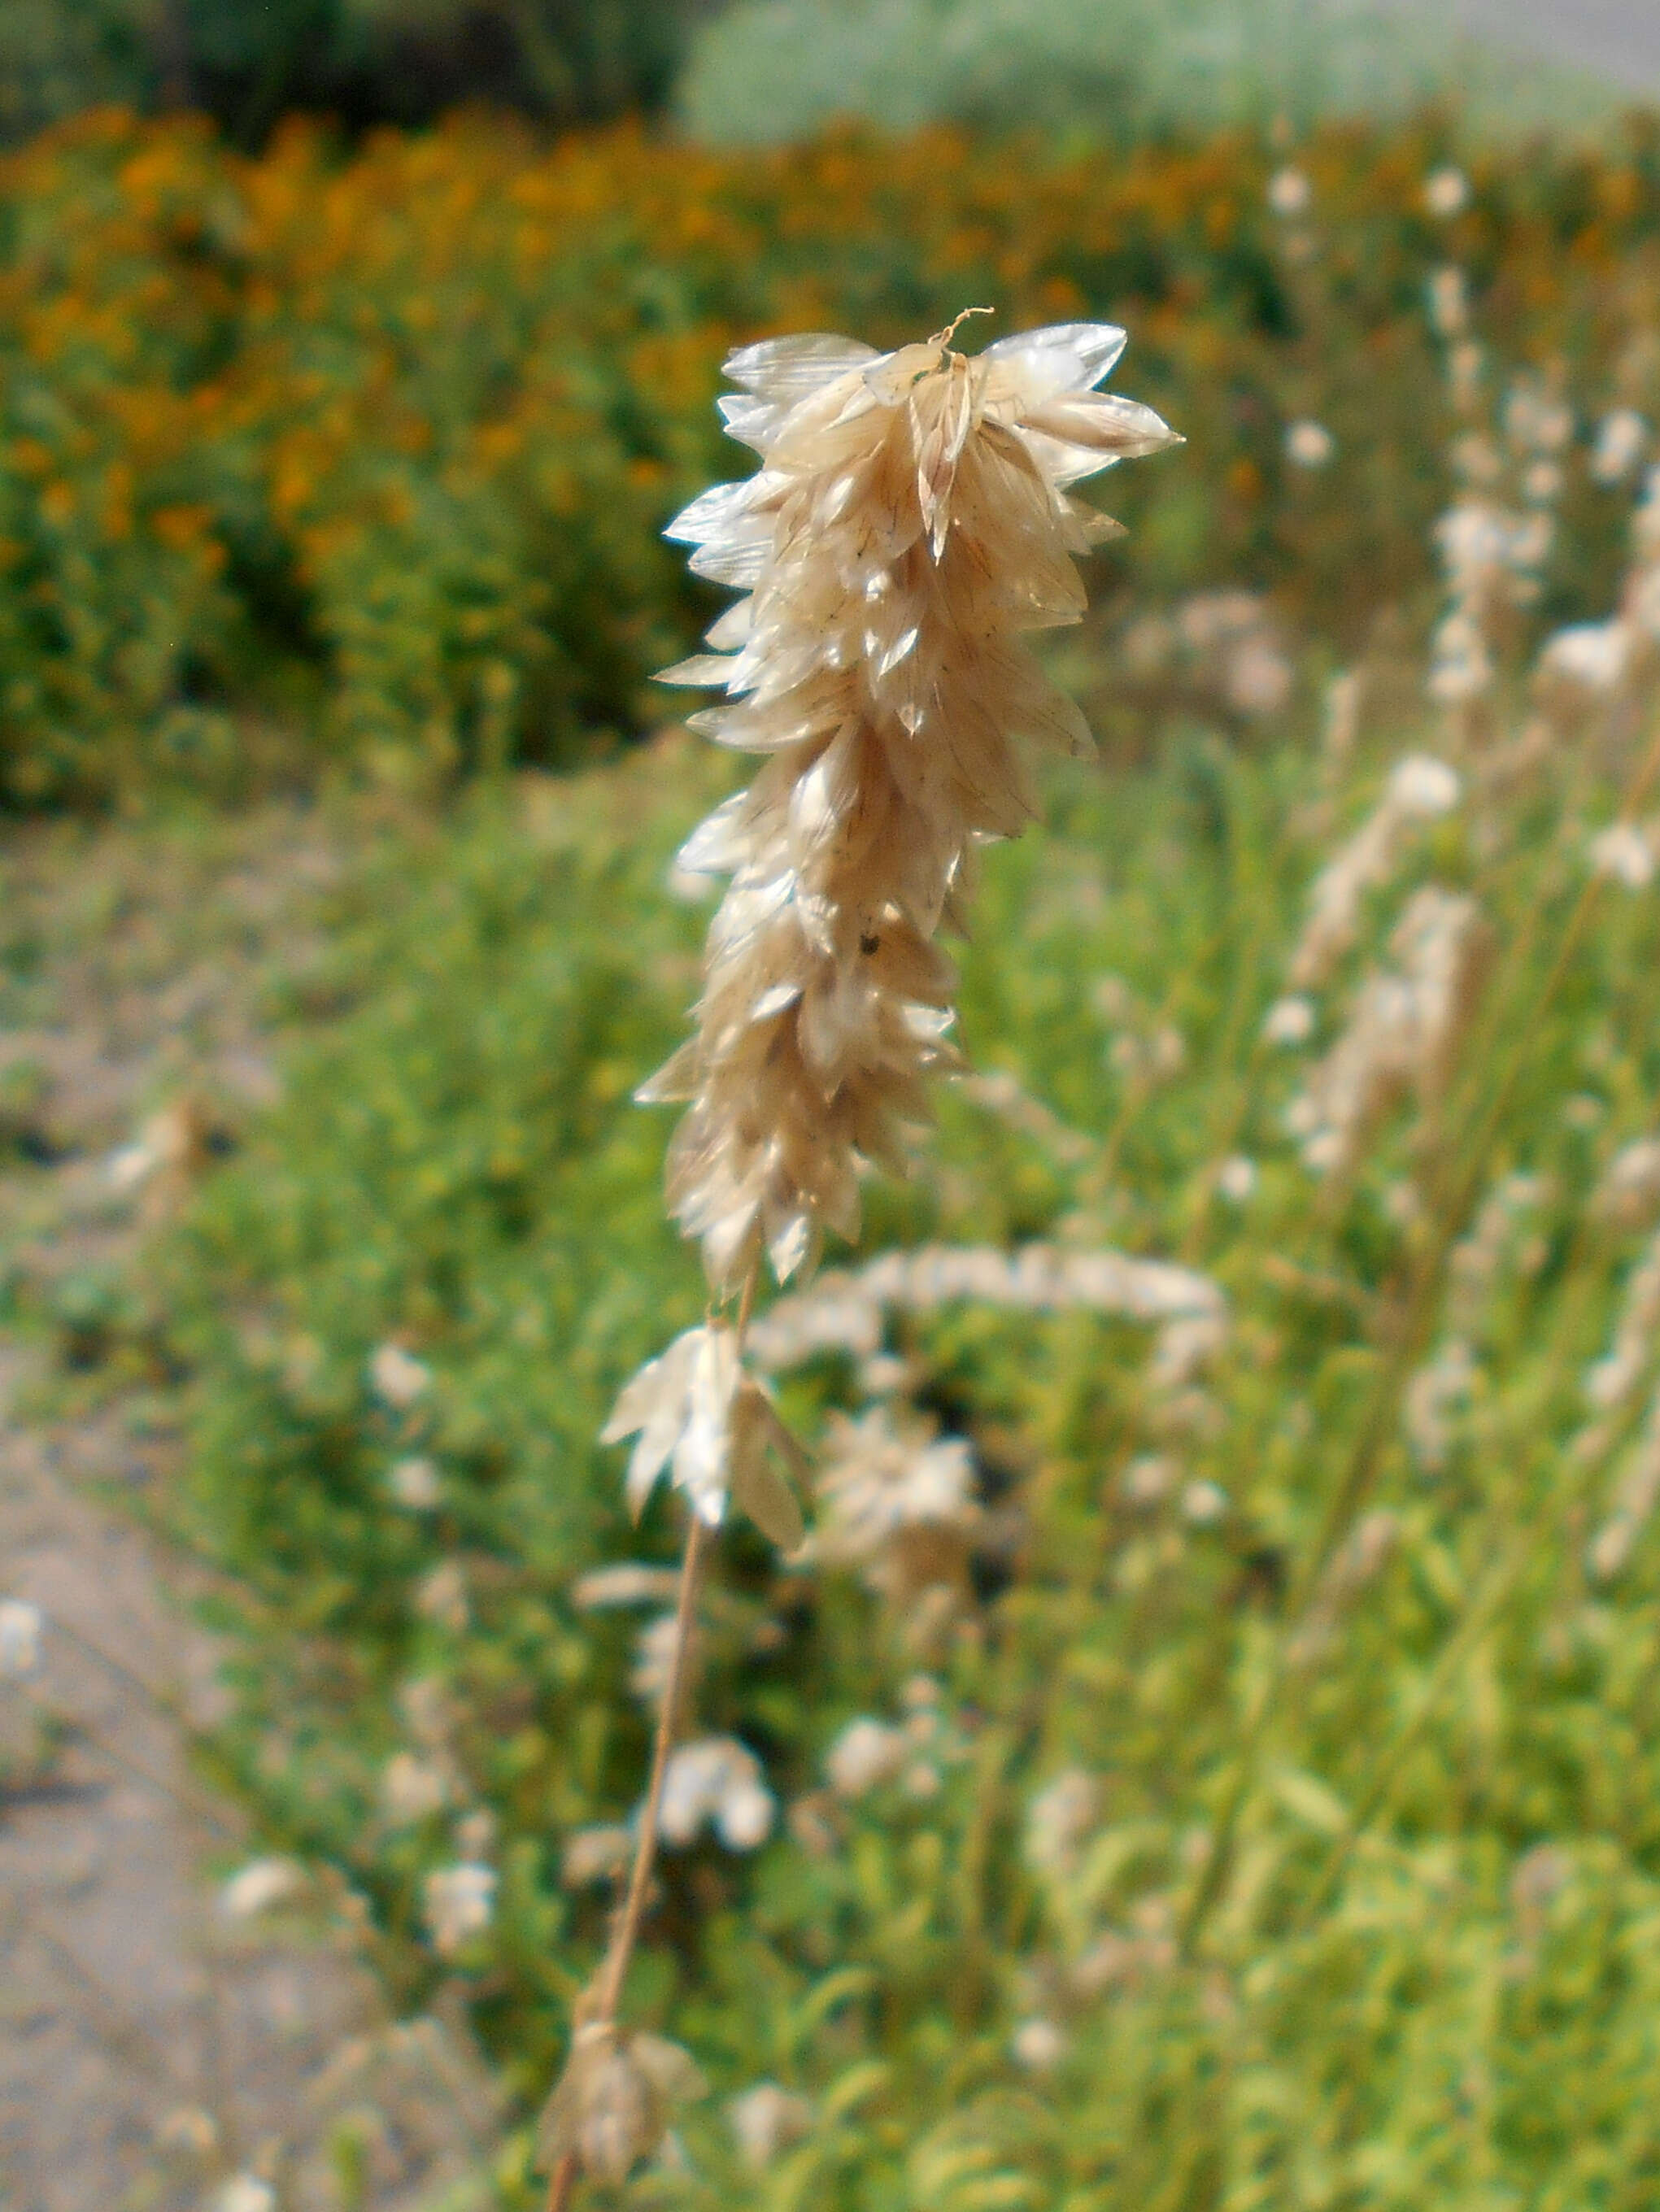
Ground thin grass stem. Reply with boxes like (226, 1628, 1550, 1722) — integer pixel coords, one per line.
(545, 1258, 760, 2212)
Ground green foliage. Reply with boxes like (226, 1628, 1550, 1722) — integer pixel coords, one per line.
(0, 0, 702, 149)
(148, 695, 1660, 2201)
(0, 0, 158, 146)
(677, 0, 1618, 148)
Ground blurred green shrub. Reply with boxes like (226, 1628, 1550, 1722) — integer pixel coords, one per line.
(0, 0, 159, 146)
(0, 0, 704, 149)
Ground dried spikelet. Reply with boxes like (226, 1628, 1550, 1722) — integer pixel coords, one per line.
(600, 1321, 807, 1545)
(649, 319, 1179, 1297)
(537, 2024, 705, 2186)
(1287, 886, 1492, 1178)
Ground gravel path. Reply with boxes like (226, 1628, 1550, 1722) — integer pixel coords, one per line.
(0, 815, 497, 2212)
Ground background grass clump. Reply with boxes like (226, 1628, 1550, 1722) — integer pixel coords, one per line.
(0, 0, 705, 149)
(5, 106, 1660, 803)
(137, 688, 1660, 2204)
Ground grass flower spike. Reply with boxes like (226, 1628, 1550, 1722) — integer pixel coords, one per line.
(548, 319, 1176, 2209)
(651, 314, 1181, 1295)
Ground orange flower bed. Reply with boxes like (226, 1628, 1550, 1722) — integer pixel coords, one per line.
(2, 105, 1658, 803)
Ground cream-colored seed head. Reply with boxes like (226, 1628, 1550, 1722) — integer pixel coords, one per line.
(648, 318, 1180, 1295)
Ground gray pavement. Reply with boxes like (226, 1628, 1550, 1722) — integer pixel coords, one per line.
(1385, 0, 1660, 92)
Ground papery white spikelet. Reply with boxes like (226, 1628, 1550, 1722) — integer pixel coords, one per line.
(1286, 1509, 1399, 1661)
(1285, 419, 1335, 469)
(1428, 266, 1469, 339)
(538, 2023, 706, 2187)
(369, 1341, 430, 1409)
(1579, 1230, 1660, 1435)
(601, 1321, 807, 1541)
(1424, 267, 1566, 751)
(745, 1239, 1222, 1371)
(648, 317, 1179, 1296)
(1542, 623, 1634, 698)
(216, 2178, 276, 2212)
(382, 1749, 451, 1826)
(1025, 1768, 1100, 1881)
(1263, 994, 1316, 1045)
(561, 1824, 633, 1888)
(219, 1856, 303, 1919)
(1403, 1343, 1476, 1474)
(1504, 381, 1573, 459)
